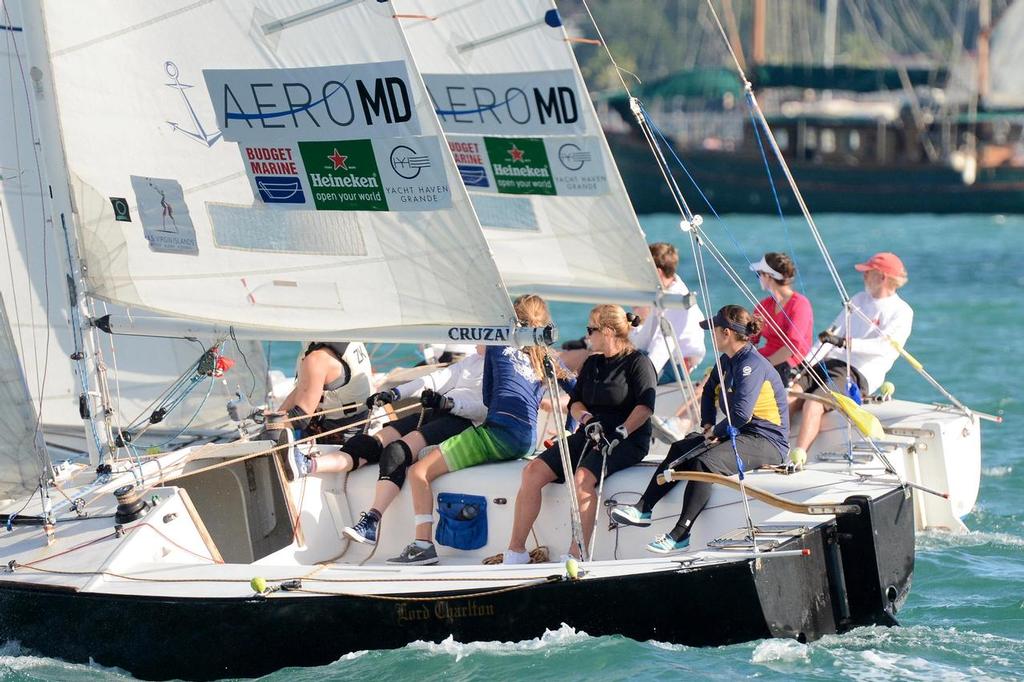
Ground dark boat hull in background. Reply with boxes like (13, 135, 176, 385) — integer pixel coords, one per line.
(0, 490, 913, 681)
(608, 132, 1024, 215)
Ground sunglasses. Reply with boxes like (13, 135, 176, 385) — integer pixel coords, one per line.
(586, 326, 600, 335)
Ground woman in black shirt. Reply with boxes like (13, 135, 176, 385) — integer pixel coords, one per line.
(503, 304, 658, 563)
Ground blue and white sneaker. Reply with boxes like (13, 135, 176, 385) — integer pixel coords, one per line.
(610, 505, 652, 527)
(343, 512, 379, 545)
(646, 534, 690, 554)
(276, 429, 304, 482)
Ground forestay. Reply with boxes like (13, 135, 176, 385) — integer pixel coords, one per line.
(398, 0, 663, 305)
(39, 0, 514, 335)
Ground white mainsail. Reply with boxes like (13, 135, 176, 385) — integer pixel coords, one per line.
(398, 0, 663, 305)
(38, 0, 515, 336)
(1, 1, 268, 437)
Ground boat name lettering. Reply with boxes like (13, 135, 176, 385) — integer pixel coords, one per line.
(395, 600, 496, 623)
(447, 326, 509, 342)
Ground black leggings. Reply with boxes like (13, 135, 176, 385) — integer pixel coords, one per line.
(638, 432, 783, 540)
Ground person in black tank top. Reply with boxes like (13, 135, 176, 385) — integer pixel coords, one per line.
(503, 304, 657, 564)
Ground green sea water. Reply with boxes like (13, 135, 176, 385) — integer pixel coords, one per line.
(2, 213, 1021, 680)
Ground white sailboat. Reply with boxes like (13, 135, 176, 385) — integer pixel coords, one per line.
(0, 1, 915, 679)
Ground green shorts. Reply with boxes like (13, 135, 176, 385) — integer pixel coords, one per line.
(439, 424, 526, 472)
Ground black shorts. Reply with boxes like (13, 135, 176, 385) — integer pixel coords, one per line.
(795, 358, 867, 396)
(537, 429, 647, 485)
(386, 411, 473, 446)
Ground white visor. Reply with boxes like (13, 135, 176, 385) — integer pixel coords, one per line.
(750, 257, 785, 281)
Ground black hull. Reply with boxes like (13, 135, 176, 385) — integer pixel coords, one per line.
(607, 132, 1024, 215)
(0, 490, 913, 680)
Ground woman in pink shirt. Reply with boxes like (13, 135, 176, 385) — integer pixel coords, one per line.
(748, 252, 813, 385)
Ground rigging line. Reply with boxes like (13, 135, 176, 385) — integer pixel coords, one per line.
(690, 226, 759, 552)
(704, 0, 850, 305)
(746, 102, 808, 295)
(229, 326, 257, 400)
(578, 0, 639, 96)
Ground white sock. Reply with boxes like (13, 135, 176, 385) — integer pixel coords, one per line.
(503, 549, 530, 565)
(414, 539, 433, 549)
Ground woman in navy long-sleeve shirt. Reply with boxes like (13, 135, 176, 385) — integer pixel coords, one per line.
(611, 305, 788, 553)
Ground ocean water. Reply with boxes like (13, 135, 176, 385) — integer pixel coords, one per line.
(3, 214, 1021, 681)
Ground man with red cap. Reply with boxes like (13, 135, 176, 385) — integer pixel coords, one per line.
(788, 252, 913, 467)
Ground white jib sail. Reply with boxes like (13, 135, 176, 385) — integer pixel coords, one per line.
(1, 0, 268, 435)
(38, 0, 515, 336)
(397, 0, 663, 305)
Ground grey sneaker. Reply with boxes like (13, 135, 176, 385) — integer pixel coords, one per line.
(343, 512, 379, 545)
(386, 542, 438, 565)
(610, 505, 652, 527)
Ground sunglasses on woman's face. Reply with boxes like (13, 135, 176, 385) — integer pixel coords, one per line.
(586, 325, 600, 335)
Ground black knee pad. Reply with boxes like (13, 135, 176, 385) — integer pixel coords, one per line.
(287, 405, 310, 431)
(378, 440, 413, 488)
(343, 433, 382, 469)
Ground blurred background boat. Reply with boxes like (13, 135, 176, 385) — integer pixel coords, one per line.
(571, 0, 1024, 213)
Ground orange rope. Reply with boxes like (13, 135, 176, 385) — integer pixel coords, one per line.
(566, 36, 601, 45)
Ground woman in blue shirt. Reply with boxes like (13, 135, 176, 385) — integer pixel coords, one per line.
(387, 294, 572, 565)
(612, 305, 788, 553)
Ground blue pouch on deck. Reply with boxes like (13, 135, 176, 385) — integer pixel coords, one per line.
(435, 493, 487, 550)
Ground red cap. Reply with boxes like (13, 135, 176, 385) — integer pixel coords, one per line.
(854, 252, 906, 278)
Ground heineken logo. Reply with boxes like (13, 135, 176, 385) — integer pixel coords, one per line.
(299, 140, 386, 211)
(484, 137, 555, 195)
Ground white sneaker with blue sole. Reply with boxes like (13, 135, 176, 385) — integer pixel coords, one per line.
(610, 505, 652, 527)
(646, 534, 690, 554)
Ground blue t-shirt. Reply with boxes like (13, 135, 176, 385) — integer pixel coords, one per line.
(482, 346, 575, 453)
(700, 344, 789, 456)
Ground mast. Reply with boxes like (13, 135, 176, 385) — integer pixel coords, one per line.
(20, 1, 111, 466)
(751, 0, 766, 66)
(978, 0, 991, 102)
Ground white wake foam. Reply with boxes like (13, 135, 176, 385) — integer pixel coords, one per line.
(750, 638, 810, 664)
(405, 623, 590, 662)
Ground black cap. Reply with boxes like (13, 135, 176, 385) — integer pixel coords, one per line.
(699, 312, 749, 335)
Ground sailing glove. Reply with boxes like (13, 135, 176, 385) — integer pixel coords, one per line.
(584, 421, 604, 442)
(818, 330, 845, 348)
(420, 389, 454, 413)
(366, 388, 399, 410)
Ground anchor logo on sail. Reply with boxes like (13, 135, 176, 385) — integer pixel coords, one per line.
(164, 61, 222, 147)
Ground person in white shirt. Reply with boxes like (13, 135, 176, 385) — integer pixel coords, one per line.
(788, 252, 913, 466)
(631, 242, 706, 377)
